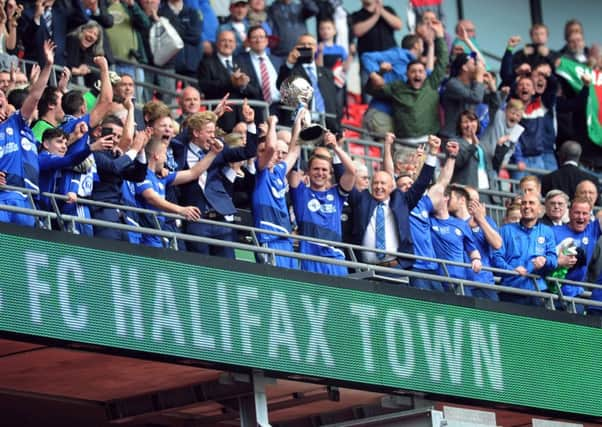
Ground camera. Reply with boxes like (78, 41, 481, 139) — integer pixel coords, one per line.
(297, 47, 313, 64)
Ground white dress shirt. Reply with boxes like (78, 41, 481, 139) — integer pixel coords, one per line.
(361, 199, 399, 264)
(250, 51, 280, 102)
(217, 53, 234, 71)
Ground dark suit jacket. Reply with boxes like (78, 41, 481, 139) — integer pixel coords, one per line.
(348, 163, 435, 268)
(276, 62, 341, 133)
(235, 51, 276, 122)
(179, 131, 258, 216)
(20, 0, 87, 66)
(452, 138, 496, 188)
(540, 163, 599, 201)
(159, 1, 202, 75)
(91, 150, 147, 204)
(197, 54, 247, 131)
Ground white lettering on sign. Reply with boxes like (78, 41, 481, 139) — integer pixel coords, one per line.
(350, 303, 377, 372)
(575, 66, 602, 86)
(302, 295, 334, 367)
(238, 286, 261, 355)
(188, 277, 216, 350)
(385, 309, 415, 378)
(152, 272, 185, 345)
(216, 283, 233, 352)
(56, 256, 88, 330)
(25, 251, 51, 324)
(18, 249, 506, 394)
(268, 290, 301, 361)
(470, 321, 504, 390)
(417, 313, 464, 384)
(111, 266, 145, 339)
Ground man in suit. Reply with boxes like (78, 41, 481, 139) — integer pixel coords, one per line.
(541, 140, 599, 201)
(19, 0, 88, 67)
(276, 33, 341, 133)
(198, 29, 254, 132)
(541, 189, 569, 226)
(347, 135, 440, 270)
(178, 103, 258, 259)
(236, 25, 280, 123)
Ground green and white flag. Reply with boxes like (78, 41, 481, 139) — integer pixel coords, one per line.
(556, 57, 602, 145)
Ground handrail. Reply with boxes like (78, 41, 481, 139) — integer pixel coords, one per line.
(504, 163, 550, 177)
(0, 187, 586, 291)
(8, 199, 602, 313)
(0, 201, 571, 305)
(4, 184, 602, 312)
(114, 58, 198, 86)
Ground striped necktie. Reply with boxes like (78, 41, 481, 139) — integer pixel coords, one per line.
(259, 56, 271, 103)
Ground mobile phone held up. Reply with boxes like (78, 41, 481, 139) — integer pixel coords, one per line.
(297, 47, 313, 64)
(101, 127, 114, 138)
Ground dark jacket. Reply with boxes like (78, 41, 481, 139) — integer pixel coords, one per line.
(540, 162, 599, 202)
(348, 162, 435, 269)
(179, 132, 258, 216)
(19, 0, 87, 66)
(91, 150, 147, 204)
(158, 1, 203, 75)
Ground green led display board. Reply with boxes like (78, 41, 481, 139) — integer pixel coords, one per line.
(0, 231, 601, 417)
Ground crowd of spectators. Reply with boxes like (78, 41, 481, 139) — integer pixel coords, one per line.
(1, 0, 602, 314)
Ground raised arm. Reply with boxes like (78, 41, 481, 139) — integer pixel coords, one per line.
(257, 115, 278, 171)
(325, 132, 356, 192)
(117, 96, 135, 152)
(404, 135, 440, 209)
(436, 140, 458, 186)
(457, 23, 484, 64)
(89, 56, 113, 128)
(284, 109, 303, 174)
(382, 132, 394, 176)
(426, 19, 448, 88)
(21, 39, 54, 120)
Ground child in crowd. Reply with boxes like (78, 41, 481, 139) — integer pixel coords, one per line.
(480, 98, 525, 174)
(316, 18, 351, 110)
(503, 202, 521, 224)
(38, 125, 110, 216)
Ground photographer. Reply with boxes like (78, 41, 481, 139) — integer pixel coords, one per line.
(276, 33, 341, 134)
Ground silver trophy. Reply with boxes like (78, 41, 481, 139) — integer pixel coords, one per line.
(280, 76, 326, 146)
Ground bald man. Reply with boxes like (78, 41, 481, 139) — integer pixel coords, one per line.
(177, 86, 203, 126)
(493, 193, 557, 305)
(348, 135, 440, 269)
(540, 140, 598, 200)
(575, 179, 599, 208)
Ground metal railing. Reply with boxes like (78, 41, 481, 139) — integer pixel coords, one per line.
(3, 184, 602, 315)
